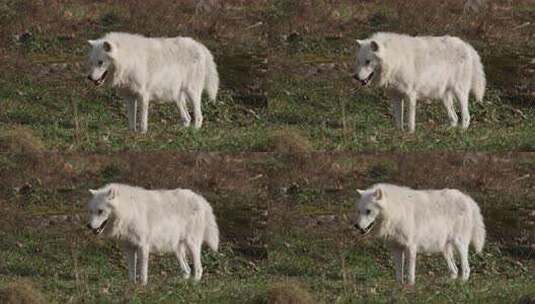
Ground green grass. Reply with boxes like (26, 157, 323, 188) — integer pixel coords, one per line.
(270, 215, 535, 303)
(0, 228, 267, 303)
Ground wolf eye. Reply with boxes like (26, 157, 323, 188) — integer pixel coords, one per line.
(366, 209, 371, 215)
(98, 209, 103, 215)
(98, 60, 103, 66)
(365, 60, 371, 65)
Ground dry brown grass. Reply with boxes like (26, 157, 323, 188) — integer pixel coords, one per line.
(0, 126, 45, 153)
(268, 281, 315, 304)
(262, 127, 313, 153)
(0, 280, 46, 304)
(268, 0, 535, 54)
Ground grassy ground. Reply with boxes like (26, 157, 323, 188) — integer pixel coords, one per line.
(1, 1, 534, 152)
(1, 153, 534, 303)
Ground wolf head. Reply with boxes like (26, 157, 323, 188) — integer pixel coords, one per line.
(353, 39, 382, 87)
(86, 185, 118, 236)
(87, 39, 115, 87)
(354, 187, 385, 235)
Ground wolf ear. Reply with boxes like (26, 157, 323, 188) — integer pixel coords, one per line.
(373, 188, 384, 200)
(356, 189, 365, 196)
(103, 41, 112, 52)
(106, 186, 117, 199)
(370, 41, 379, 52)
(355, 39, 363, 48)
(88, 40, 97, 46)
(89, 189, 98, 195)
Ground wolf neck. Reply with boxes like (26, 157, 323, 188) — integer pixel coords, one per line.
(376, 201, 406, 242)
(110, 53, 143, 91)
(376, 48, 401, 89)
(107, 197, 141, 243)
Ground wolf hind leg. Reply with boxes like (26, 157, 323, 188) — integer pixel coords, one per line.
(186, 87, 203, 129)
(175, 92, 191, 127)
(186, 239, 203, 281)
(442, 91, 459, 128)
(454, 88, 470, 129)
(443, 243, 458, 279)
(455, 239, 471, 281)
(175, 242, 191, 279)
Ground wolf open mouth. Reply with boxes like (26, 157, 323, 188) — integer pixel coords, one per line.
(93, 219, 108, 235)
(360, 71, 374, 86)
(93, 70, 108, 86)
(359, 221, 376, 235)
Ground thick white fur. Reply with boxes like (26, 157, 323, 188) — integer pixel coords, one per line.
(354, 32, 486, 132)
(87, 183, 219, 285)
(355, 183, 486, 285)
(87, 32, 219, 132)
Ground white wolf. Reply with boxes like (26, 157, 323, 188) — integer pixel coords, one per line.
(354, 183, 486, 285)
(87, 32, 219, 133)
(353, 32, 486, 132)
(86, 183, 219, 285)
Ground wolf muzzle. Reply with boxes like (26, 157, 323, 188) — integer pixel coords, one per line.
(354, 223, 367, 234)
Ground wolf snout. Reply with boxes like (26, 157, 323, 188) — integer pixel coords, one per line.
(353, 223, 366, 233)
(353, 223, 369, 234)
(352, 74, 360, 81)
(86, 223, 93, 230)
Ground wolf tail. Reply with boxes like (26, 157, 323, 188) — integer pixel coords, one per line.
(204, 50, 219, 102)
(204, 207, 219, 252)
(471, 202, 486, 253)
(470, 48, 486, 102)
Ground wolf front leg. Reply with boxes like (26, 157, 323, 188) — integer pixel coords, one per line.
(125, 96, 137, 132)
(139, 95, 150, 134)
(407, 94, 417, 133)
(391, 96, 404, 131)
(391, 246, 405, 284)
(125, 243, 137, 282)
(137, 245, 150, 285)
(405, 246, 417, 285)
